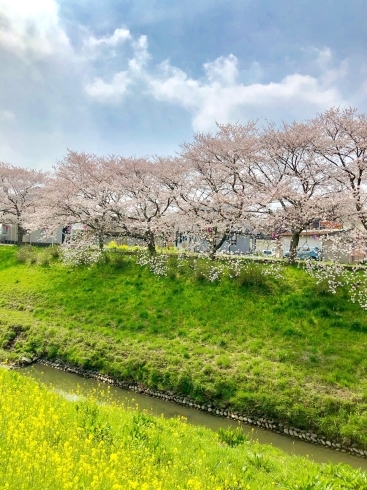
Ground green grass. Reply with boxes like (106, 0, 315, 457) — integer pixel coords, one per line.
(1, 246, 367, 447)
(1, 369, 366, 489)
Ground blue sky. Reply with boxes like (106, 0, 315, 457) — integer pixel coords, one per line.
(1, 0, 366, 169)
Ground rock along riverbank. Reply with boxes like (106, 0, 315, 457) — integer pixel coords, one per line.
(16, 357, 366, 460)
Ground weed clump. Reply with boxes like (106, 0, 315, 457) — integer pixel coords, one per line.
(218, 426, 248, 447)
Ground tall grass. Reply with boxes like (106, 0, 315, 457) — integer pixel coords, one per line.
(16, 245, 60, 266)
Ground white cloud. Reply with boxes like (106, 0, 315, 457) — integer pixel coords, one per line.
(128, 35, 150, 74)
(81, 27, 132, 60)
(0, 0, 72, 61)
(83, 31, 348, 130)
(203, 54, 239, 86)
(147, 56, 343, 130)
(85, 71, 132, 102)
(85, 34, 150, 101)
(84, 28, 131, 49)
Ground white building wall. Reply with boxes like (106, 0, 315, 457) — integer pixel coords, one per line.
(0, 223, 63, 245)
(0, 223, 17, 243)
(23, 228, 63, 245)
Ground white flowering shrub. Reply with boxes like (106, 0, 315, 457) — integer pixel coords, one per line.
(207, 264, 226, 282)
(61, 234, 103, 267)
(260, 261, 283, 279)
(136, 250, 168, 276)
(302, 233, 367, 309)
(344, 267, 367, 310)
(303, 260, 345, 294)
(226, 257, 283, 282)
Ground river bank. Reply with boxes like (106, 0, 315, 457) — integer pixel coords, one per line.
(12, 357, 367, 462)
(18, 362, 367, 471)
(2, 246, 367, 450)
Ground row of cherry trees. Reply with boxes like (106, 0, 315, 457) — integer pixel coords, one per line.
(1, 107, 366, 260)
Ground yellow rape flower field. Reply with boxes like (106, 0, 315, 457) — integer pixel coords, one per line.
(0, 370, 366, 490)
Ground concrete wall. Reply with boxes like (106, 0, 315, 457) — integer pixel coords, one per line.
(217, 234, 252, 255)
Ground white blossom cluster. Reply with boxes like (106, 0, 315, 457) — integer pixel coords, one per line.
(260, 261, 283, 279)
(303, 260, 345, 294)
(136, 250, 168, 276)
(60, 234, 103, 267)
(344, 267, 367, 310)
(303, 232, 367, 309)
(226, 257, 283, 280)
(207, 264, 226, 282)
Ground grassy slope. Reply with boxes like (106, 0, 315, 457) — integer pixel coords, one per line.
(1, 246, 367, 447)
(1, 369, 366, 489)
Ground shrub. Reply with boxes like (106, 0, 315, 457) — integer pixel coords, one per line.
(106, 240, 118, 250)
(61, 234, 103, 267)
(16, 245, 37, 264)
(236, 262, 273, 292)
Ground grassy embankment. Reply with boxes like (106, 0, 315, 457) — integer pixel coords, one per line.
(1, 369, 366, 489)
(1, 246, 367, 447)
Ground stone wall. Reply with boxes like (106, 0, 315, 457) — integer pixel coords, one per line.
(30, 358, 367, 459)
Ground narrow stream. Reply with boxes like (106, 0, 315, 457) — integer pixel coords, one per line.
(20, 364, 367, 471)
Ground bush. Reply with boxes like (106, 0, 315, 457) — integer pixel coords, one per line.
(107, 241, 143, 253)
(61, 234, 103, 267)
(16, 245, 37, 264)
(16, 245, 61, 266)
(49, 246, 61, 259)
(236, 262, 273, 292)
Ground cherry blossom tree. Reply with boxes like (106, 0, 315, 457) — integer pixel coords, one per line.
(0, 162, 48, 246)
(110, 155, 181, 254)
(256, 121, 340, 262)
(313, 107, 367, 231)
(177, 122, 263, 259)
(304, 107, 367, 297)
(23, 151, 124, 251)
(39, 150, 125, 250)
(30, 151, 181, 255)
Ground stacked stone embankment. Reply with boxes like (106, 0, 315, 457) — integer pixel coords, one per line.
(33, 358, 367, 459)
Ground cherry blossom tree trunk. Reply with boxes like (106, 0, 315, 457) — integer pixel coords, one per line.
(97, 231, 104, 251)
(289, 230, 301, 263)
(209, 236, 217, 261)
(208, 229, 229, 260)
(17, 225, 25, 247)
(145, 229, 156, 255)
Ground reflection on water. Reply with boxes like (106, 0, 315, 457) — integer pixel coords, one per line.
(53, 388, 84, 402)
(21, 363, 367, 471)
